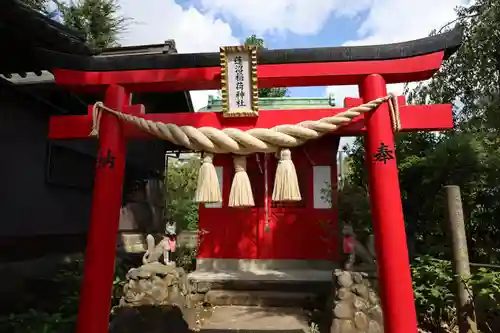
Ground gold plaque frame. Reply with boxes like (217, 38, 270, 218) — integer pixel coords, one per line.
(220, 45, 259, 117)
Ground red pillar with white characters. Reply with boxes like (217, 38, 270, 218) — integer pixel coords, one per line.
(76, 85, 129, 333)
(360, 74, 418, 333)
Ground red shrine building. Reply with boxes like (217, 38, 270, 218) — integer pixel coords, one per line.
(2, 1, 464, 332)
(196, 96, 341, 272)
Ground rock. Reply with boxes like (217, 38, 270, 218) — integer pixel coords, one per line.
(126, 268, 149, 280)
(166, 274, 178, 286)
(353, 312, 369, 330)
(333, 302, 354, 319)
(168, 285, 181, 303)
(352, 296, 370, 311)
(195, 281, 212, 293)
(352, 284, 369, 299)
(368, 305, 384, 323)
(330, 270, 384, 333)
(368, 320, 383, 333)
(368, 290, 379, 305)
(337, 288, 354, 300)
(339, 319, 357, 333)
(330, 318, 342, 333)
(337, 271, 354, 288)
(331, 319, 357, 333)
(120, 266, 188, 308)
(351, 272, 363, 284)
(143, 262, 177, 275)
(189, 293, 206, 303)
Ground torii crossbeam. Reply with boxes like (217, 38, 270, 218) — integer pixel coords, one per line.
(45, 27, 462, 333)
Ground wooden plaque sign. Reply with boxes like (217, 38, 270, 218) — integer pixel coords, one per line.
(220, 45, 259, 117)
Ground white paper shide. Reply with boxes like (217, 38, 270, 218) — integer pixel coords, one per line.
(226, 51, 252, 113)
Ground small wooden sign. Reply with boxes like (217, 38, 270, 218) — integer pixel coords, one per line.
(220, 45, 259, 117)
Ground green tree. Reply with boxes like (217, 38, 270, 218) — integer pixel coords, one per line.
(343, 0, 500, 263)
(244, 34, 289, 98)
(22, 0, 129, 49)
(340, 3, 500, 329)
(59, 0, 129, 49)
(21, 0, 49, 12)
(164, 157, 200, 231)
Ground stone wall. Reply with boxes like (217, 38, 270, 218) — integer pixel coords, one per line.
(112, 262, 211, 332)
(119, 263, 189, 307)
(330, 269, 383, 333)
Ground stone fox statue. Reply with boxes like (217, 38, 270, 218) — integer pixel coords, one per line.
(142, 222, 177, 265)
(342, 224, 376, 270)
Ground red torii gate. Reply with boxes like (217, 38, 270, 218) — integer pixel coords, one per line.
(46, 27, 462, 333)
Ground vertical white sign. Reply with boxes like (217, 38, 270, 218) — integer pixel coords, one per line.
(220, 46, 258, 117)
(226, 51, 252, 112)
(313, 166, 332, 209)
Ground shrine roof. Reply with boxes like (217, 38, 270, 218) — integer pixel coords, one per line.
(36, 26, 463, 72)
(0, 0, 93, 76)
(198, 95, 337, 112)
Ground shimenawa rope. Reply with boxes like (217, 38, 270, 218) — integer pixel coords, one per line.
(90, 94, 399, 205)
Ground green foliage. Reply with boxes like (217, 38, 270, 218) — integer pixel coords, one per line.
(21, 0, 49, 12)
(345, 0, 500, 263)
(0, 257, 129, 333)
(175, 245, 198, 272)
(467, 268, 500, 330)
(411, 256, 457, 330)
(165, 157, 200, 231)
(339, 2, 500, 330)
(244, 35, 289, 98)
(411, 256, 500, 332)
(58, 0, 130, 49)
(22, 0, 130, 50)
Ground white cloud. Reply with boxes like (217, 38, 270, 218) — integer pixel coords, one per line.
(197, 0, 372, 36)
(327, 0, 468, 101)
(324, 0, 469, 147)
(116, 0, 469, 127)
(117, 0, 240, 111)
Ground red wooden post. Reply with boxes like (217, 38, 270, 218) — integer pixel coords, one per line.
(360, 74, 418, 333)
(76, 85, 129, 333)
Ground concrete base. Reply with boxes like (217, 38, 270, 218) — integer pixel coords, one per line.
(189, 259, 336, 308)
(201, 306, 311, 332)
(189, 269, 333, 282)
(188, 269, 332, 308)
(195, 258, 337, 272)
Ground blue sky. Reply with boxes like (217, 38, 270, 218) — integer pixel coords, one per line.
(116, 0, 469, 110)
(174, 0, 369, 99)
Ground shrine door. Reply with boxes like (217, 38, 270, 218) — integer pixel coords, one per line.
(198, 136, 340, 262)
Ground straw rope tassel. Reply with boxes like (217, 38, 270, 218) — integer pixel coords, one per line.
(194, 153, 221, 203)
(264, 154, 270, 232)
(272, 148, 301, 202)
(229, 155, 255, 207)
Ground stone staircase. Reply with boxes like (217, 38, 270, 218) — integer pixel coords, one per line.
(188, 269, 333, 308)
(188, 269, 333, 332)
(200, 306, 316, 332)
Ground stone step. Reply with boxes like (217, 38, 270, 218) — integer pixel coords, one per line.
(204, 290, 319, 308)
(194, 278, 331, 293)
(200, 305, 311, 332)
(188, 269, 332, 294)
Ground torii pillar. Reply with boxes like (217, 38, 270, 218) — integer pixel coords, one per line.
(361, 74, 418, 332)
(72, 85, 145, 333)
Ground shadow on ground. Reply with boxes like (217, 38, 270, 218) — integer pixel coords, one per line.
(200, 329, 304, 333)
(110, 303, 330, 333)
(110, 305, 193, 333)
